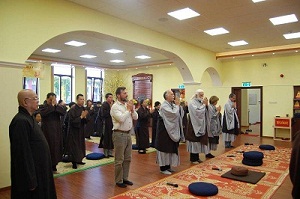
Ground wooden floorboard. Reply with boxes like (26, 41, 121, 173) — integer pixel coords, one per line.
(0, 134, 293, 199)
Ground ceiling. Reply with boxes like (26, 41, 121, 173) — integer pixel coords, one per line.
(30, 0, 300, 68)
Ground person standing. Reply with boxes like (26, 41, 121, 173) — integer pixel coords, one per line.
(9, 89, 56, 199)
(155, 90, 185, 175)
(84, 99, 95, 139)
(150, 101, 161, 147)
(290, 130, 300, 199)
(222, 93, 240, 148)
(136, 99, 151, 154)
(207, 96, 222, 156)
(185, 89, 211, 164)
(39, 92, 66, 172)
(67, 94, 90, 169)
(111, 87, 138, 188)
(102, 93, 114, 158)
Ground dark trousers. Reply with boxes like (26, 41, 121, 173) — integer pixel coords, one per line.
(190, 153, 199, 162)
(160, 165, 170, 171)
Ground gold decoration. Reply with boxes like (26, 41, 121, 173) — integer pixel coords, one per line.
(294, 101, 299, 108)
(296, 91, 300, 99)
(103, 71, 128, 96)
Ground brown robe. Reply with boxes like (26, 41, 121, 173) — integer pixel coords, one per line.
(67, 104, 89, 162)
(39, 104, 66, 166)
(9, 106, 56, 199)
(290, 131, 300, 199)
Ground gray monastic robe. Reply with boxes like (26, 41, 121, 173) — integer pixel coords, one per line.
(159, 101, 184, 142)
(223, 99, 240, 131)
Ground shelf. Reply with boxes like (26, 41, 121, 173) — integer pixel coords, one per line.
(274, 117, 291, 141)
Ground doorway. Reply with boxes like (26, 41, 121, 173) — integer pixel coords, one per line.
(232, 86, 263, 136)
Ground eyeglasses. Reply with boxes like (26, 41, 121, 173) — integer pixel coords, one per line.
(25, 97, 39, 101)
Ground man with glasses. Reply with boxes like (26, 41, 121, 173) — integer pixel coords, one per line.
(9, 89, 57, 199)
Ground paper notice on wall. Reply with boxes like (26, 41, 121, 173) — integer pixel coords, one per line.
(22, 62, 45, 78)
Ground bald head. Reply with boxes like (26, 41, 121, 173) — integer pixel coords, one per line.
(17, 89, 39, 115)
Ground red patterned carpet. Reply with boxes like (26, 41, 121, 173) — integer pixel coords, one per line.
(111, 145, 291, 199)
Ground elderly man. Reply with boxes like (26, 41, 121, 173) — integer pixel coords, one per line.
(111, 87, 138, 188)
(185, 89, 211, 164)
(155, 89, 185, 175)
(9, 89, 56, 199)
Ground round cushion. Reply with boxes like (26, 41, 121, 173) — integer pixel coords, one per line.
(242, 151, 264, 166)
(231, 166, 248, 176)
(188, 182, 218, 196)
(259, 144, 275, 150)
(86, 152, 105, 160)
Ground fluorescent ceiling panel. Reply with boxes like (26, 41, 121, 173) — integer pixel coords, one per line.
(80, 54, 97, 59)
(65, 40, 86, 47)
(204, 27, 229, 36)
(283, 32, 300, 39)
(135, 55, 151, 59)
(110, 60, 124, 63)
(228, 40, 248, 46)
(105, 49, 123, 54)
(42, 48, 61, 53)
(252, 0, 265, 3)
(167, 8, 200, 20)
(269, 14, 298, 25)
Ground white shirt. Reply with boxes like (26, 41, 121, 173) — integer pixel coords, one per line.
(110, 100, 138, 131)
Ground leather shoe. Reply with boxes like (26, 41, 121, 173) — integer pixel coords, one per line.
(123, 180, 133, 186)
(116, 183, 127, 188)
(77, 162, 86, 165)
(72, 162, 77, 169)
(205, 153, 215, 158)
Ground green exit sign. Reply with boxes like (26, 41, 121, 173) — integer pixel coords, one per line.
(242, 82, 251, 87)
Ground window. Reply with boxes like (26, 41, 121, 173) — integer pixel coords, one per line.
(53, 64, 73, 104)
(86, 68, 104, 102)
(23, 77, 39, 94)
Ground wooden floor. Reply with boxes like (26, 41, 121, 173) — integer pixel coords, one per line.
(0, 134, 293, 199)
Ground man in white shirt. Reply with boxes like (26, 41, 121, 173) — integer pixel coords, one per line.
(110, 87, 138, 188)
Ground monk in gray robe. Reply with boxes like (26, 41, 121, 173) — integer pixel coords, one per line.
(222, 93, 240, 148)
(185, 89, 211, 164)
(208, 96, 222, 153)
(9, 89, 56, 199)
(155, 89, 184, 175)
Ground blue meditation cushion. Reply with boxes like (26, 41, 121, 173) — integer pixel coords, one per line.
(259, 144, 275, 150)
(242, 151, 264, 166)
(86, 152, 105, 160)
(188, 182, 218, 196)
(132, 144, 138, 150)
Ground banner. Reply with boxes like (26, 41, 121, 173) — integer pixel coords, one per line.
(22, 62, 45, 78)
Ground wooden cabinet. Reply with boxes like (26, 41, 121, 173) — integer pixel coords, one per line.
(292, 86, 300, 140)
(274, 117, 291, 141)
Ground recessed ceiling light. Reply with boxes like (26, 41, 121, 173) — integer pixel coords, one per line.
(167, 8, 200, 20)
(204, 27, 229, 36)
(228, 40, 248, 46)
(110, 60, 124, 63)
(252, 0, 265, 3)
(42, 48, 61, 53)
(269, 14, 298, 25)
(80, 54, 97, 59)
(65, 40, 86, 47)
(135, 55, 151, 59)
(283, 32, 300, 39)
(105, 49, 123, 54)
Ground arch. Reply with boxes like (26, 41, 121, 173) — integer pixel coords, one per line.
(204, 67, 222, 86)
(29, 30, 195, 84)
